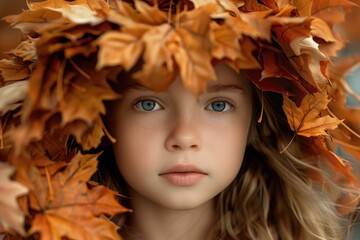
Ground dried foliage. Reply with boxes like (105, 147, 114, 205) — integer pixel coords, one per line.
(0, 0, 359, 239)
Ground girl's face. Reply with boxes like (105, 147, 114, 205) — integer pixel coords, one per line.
(109, 64, 253, 211)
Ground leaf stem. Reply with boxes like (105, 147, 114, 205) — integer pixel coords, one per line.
(45, 167, 55, 202)
(257, 91, 264, 123)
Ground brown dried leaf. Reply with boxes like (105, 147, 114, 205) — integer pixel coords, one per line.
(283, 91, 342, 137)
(310, 137, 354, 180)
(0, 60, 31, 81)
(133, 24, 176, 91)
(291, 0, 313, 16)
(59, 66, 119, 124)
(311, 0, 357, 26)
(9, 39, 37, 62)
(288, 37, 328, 87)
(171, 5, 217, 95)
(27, 153, 127, 240)
(310, 18, 336, 42)
(30, 210, 120, 240)
(26, 0, 109, 11)
(96, 31, 144, 71)
(210, 21, 241, 60)
(3, 8, 64, 33)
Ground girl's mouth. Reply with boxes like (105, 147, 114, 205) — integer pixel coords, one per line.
(159, 164, 207, 186)
(159, 172, 206, 186)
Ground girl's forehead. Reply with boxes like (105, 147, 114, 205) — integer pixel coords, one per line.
(118, 63, 251, 95)
(206, 64, 250, 92)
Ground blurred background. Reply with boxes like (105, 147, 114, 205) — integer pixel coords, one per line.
(0, 0, 359, 238)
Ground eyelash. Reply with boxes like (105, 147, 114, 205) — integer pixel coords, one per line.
(133, 98, 163, 112)
(205, 98, 234, 112)
(133, 98, 234, 112)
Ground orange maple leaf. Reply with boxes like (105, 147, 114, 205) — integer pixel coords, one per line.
(0, 60, 31, 81)
(27, 153, 127, 240)
(283, 91, 342, 137)
(133, 24, 176, 91)
(288, 0, 313, 16)
(311, 0, 357, 26)
(96, 31, 144, 71)
(26, 0, 108, 11)
(0, 162, 28, 236)
(170, 5, 217, 95)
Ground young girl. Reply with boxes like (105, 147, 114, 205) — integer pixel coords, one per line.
(0, 0, 359, 239)
(96, 64, 359, 240)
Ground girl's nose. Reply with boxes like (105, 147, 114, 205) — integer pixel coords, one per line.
(164, 119, 202, 152)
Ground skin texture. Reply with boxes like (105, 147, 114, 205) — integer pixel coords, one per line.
(108, 64, 253, 239)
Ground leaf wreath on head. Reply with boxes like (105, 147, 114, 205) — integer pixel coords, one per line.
(0, 0, 360, 239)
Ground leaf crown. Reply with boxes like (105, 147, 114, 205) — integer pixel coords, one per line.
(0, 0, 360, 238)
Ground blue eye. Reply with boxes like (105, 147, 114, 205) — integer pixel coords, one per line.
(134, 99, 162, 111)
(206, 101, 232, 112)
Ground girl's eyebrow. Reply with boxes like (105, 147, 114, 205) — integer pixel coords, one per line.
(206, 83, 246, 94)
(120, 83, 149, 94)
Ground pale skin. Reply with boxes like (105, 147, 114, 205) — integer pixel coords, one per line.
(108, 64, 253, 240)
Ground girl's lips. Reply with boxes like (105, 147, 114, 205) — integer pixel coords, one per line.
(159, 164, 207, 186)
(160, 172, 206, 186)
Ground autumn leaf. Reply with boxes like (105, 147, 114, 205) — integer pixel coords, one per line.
(58, 65, 119, 124)
(50, 5, 104, 25)
(311, 0, 357, 26)
(0, 162, 28, 236)
(210, 21, 242, 61)
(24, 153, 127, 240)
(26, 0, 109, 11)
(291, 0, 313, 16)
(30, 211, 120, 240)
(2, 8, 64, 33)
(283, 91, 342, 137)
(310, 18, 336, 43)
(9, 39, 37, 62)
(0, 60, 31, 81)
(62, 117, 115, 151)
(327, 56, 360, 164)
(96, 31, 144, 71)
(170, 5, 217, 95)
(109, 0, 167, 27)
(306, 137, 359, 215)
(288, 37, 328, 85)
(133, 24, 176, 91)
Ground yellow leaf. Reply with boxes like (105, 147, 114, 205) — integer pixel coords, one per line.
(30, 207, 120, 240)
(97, 31, 144, 71)
(133, 24, 176, 91)
(0, 60, 31, 81)
(291, 0, 313, 16)
(310, 18, 336, 42)
(170, 5, 217, 95)
(3, 8, 64, 33)
(0, 162, 28, 236)
(283, 91, 342, 137)
(26, 0, 108, 11)
(210, 22, 242, 60)
(27, 153, 128, 240)
(311, 0, 357, 26)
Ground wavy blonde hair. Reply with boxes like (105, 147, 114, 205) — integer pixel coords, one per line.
(212, 88, 356, 240)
